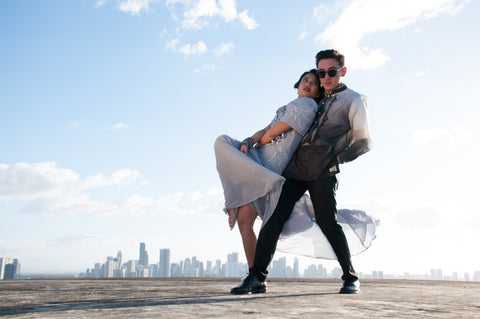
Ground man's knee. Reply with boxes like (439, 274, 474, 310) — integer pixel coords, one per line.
(316, 213, 342, 234)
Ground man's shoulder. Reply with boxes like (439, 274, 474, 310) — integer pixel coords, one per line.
(339, 88, 367, 108)
(342, 87, 365, 99)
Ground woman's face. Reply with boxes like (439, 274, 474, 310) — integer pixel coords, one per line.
(297, 73, 320, 99)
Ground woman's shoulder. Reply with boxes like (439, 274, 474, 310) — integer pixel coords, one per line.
(288, 97, 318, 109)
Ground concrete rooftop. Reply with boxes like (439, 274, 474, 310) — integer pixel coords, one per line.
(0, 278, 479, 318)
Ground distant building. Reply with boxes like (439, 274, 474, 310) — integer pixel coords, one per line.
(473, 271, 480, 282)
(126, 260, 136, 278)
(116, 251, 122, 266)
(159, 249, 170, 277)
(105, 259, 118, 278)
(0, 257, 20, 280)
(224, 252, 242, 277)
(139, 243, 149, 268)
(206, 261, 212, 277)
(271, 257, 287, 278)
(293, 258, 299, 278)
(93, 263, 101, 277)
(430, 269, 443, 280)
(372, 271, 384, 279)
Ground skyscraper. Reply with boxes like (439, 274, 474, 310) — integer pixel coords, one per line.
(159, 249, 171, 277)
(225, 252, 241, 277)
(293, 258, 299, 278)
(139, 242, 149, 268)
(0, 257, 18, 280)
(116, 251, 122, 266)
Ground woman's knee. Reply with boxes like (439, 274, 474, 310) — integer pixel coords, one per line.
(214, 134, 229, 150)
(237, 212, 256, 232)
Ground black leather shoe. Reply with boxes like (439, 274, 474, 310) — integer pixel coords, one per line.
(339, 278, 360, 294)
(231, 273, 267, 294)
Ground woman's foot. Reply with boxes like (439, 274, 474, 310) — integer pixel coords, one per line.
(227, 208, 237, 230)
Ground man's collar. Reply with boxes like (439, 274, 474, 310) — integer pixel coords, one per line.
(325, 84, 347, 97)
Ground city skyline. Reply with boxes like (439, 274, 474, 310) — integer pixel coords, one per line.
(78, 242, 480, 281)
(6, 241, 478, 282)
(1, 0, 479, 276)
(4, 242, 480, 282)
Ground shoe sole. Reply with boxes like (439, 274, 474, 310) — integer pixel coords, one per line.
(230, 287, 267, 295)
(339, 289, 359, 294)
(252, 287, 266, 294)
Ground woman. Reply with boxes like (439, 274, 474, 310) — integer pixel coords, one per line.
(214, 70, 323, 267)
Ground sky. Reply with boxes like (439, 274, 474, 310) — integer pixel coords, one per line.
(1, 0, 479, 276)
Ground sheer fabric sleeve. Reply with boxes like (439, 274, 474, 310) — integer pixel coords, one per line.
(277, 97, 318, 136)
(337, 95, 372, 163)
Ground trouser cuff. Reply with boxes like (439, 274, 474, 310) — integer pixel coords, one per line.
(250, 267, 268, 281)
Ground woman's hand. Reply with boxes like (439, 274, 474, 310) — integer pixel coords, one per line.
(240, 144, 249, 154)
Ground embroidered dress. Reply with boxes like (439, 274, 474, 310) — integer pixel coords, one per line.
(214, 96, 378, 259)
(215, 97, 318, 227)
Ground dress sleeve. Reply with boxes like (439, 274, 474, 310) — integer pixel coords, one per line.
(278, 97, 318, 136)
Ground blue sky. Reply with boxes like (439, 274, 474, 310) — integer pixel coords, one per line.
(1, 0, 479, 276)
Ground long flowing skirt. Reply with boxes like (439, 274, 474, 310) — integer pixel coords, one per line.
(214, 135, 379, 260)
(279, 194, 379, 259)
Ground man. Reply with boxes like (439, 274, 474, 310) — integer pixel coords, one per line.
(231, 49, 372, 294)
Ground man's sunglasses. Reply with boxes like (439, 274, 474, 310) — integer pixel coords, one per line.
(317, 67, 344, 78)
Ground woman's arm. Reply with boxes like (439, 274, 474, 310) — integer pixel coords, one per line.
(240, 121, 292, 153)
(240, 125, 270, 154)
(256, 121, 291, 148)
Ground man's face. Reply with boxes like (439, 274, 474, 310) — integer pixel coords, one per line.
(317, 58, 345, 92)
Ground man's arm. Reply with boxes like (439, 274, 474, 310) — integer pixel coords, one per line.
(337, 95, 372, 164)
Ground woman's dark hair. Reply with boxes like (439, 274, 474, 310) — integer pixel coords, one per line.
(293, 69, 324, 102)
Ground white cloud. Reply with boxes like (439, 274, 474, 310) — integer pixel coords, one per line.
(166, 39, 208, 56)
(410, 126, 476, 145)
(110, 123, 129, 131)
(314, 0, 470, 69)
(0, 162, 80, 199)
(118, 188, 223, 216)
(298, 31, 308, 40)
(94, 0, 108, 8)
(179, 40, 208, 55)
(117, 0, 153, 15)
(98, 123, 130, 131)
(0, 162, 224, 217)
(20, 193, 119, 216)
(81, 169, 141, 189)
(69, 122, 84, 128)
(167, 0, 258, 30)
(194, 63, 216, 74)
(213, 42, 234, 56)
(0, 162, 141, 215)
(165, 38, 180, 50)
(238, 10, 258, 30)
(414, 70, 430, 78)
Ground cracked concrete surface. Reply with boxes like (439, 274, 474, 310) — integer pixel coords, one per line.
(0, 278, 479, 318)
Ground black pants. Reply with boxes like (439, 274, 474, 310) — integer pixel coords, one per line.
(252, 175, 357, 281)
